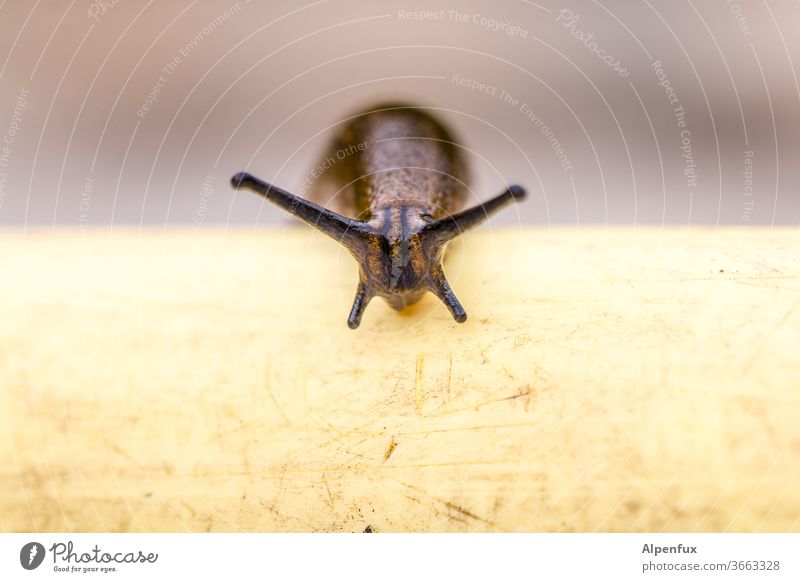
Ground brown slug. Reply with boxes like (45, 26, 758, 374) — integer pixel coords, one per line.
(231, 103, 526, 329)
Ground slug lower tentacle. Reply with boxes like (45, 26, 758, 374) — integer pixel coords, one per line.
(231, 103, 526, 329)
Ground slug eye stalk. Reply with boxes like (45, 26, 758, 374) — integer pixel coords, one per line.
(230, 172, 371, 255)
(420, 185, 527, 246)
(231, 171, 526, 328)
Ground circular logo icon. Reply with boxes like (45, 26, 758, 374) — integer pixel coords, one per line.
(20, 542, 46, 570)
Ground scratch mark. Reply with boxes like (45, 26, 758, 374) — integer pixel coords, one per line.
(382, 437, 397, 462)
(439, 387, 534, 416)
(249, 495, 314, 528)
(524, 382, 532, 412)
(396, 420, 535, 437)
(274, 459, 509, 475)
(447, 353, 453, 398)
(181, 501, 196, 517)
(444, 501, 485, 524)
(322, 473, 334, 509)
(399, 481, 496, 527)
(732, 279, 800, 291)
(665, 274, 795, 283)
(744, 256, 783, 274)
(486, 387, 531, 405)
(105, 440, 136, 463)
(433, 504, 466, 524)
(415, 353, 424, 416)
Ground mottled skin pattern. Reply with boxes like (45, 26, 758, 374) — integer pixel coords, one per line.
(231, 103, 525, 328)
(328, 105, 469, 220)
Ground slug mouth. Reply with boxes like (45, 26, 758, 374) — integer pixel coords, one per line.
(231, 171, 525, 329)
(381, 289, 425, 312)
(347, 256, 468, 329)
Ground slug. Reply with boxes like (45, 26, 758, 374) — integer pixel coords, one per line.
(231, 103, 526, 329)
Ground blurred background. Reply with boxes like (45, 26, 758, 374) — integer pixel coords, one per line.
(0, 0, 798, 226)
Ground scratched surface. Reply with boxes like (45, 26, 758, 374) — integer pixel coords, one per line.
(1, 228, 799, 532)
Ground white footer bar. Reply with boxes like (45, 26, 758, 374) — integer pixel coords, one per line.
(1, 533, 798, 581)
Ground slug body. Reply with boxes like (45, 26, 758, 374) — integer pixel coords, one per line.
(231, 103, 525, 329)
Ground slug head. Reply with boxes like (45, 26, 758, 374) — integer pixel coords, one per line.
(231, 172, 525, 329)
(349, 209, 457, 328)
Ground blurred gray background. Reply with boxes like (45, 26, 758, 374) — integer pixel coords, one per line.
(0, 0, 798, 226)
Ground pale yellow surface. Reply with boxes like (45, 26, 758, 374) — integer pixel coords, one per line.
(1, 228, 799, 532)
